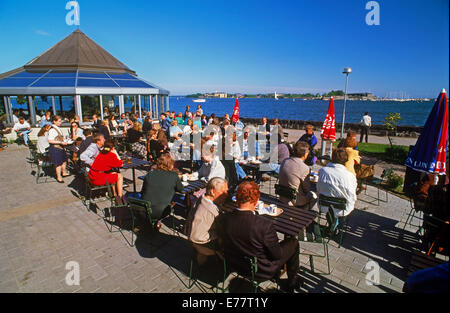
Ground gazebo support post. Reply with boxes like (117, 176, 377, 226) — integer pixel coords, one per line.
(75, 95, 82, 121)
(138, 95, 142, 119)
(28, 96, 36, 126)
(99, 95, 104, 120)
(51, 96, 56, 115)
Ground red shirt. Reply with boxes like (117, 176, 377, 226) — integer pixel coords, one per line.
(89, 152, 123, 186)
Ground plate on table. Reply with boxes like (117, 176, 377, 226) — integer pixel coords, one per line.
(250, 160, 262, 165)
(258, 206, 283, 217)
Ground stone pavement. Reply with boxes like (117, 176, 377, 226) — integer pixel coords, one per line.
(0, 144, 440, 293)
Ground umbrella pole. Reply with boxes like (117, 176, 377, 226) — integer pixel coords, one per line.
(321, 139, 327, 157)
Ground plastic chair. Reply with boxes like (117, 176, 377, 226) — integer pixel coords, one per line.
(363, 168, 393, 206)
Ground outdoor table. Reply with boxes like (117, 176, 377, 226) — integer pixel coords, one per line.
(121, 156, 150, 192)
(177, 179, 207, 211)
(219, 193, 317, 237)
(238, 161, 260, 180)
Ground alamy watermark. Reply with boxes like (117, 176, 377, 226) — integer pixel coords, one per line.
(366, 1, 380, 26)
(66, 1, 80, 26)
(169, 123, 279, 170)
(365, 260, 380, 285)
(65, 261, 80, 286)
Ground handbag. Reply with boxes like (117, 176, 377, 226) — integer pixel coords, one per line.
(355, 164, 374, 179)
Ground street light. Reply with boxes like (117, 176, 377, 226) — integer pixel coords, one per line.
(340, 67, 352, 139)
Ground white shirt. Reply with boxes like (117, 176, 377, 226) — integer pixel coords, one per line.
(13, 121, 30, 131)
(361, 115, 372, 127)
(37, 134, 50, 154)
(48, 125, 63, 141)
(230, 141, 242, 159)
(183, 125, 192, 135)
(197, 156, 226, 181)
(317, 163, 357, 217)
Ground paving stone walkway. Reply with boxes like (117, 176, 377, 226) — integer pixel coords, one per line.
(0, 144, 437, 293)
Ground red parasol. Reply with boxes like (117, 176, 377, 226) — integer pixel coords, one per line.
(231, 98, 240, 123)
(321, 97, 336, 141)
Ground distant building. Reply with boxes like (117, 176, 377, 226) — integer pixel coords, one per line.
(347, 93, 377, 100)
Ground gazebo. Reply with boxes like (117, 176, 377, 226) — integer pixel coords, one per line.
(0, 29, 169, 126)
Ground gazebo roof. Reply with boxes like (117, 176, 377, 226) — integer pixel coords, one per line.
(25, 29, 135, 74)
(0, 30, 169, 95)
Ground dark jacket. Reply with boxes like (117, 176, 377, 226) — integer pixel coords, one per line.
(97, 125, 110, 140)
(141, 169, 183, 219)
(217, 210, 282, 279)
(78, 136, 93, 157)
(127, 129, 143, 144)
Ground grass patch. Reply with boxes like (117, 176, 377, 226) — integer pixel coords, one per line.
(333, 140, 409, 165)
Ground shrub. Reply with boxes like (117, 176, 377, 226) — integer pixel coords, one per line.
(386, 173, 404, 190)
(385, 146, 409, 163)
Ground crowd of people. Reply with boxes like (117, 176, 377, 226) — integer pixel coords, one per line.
(7, 104, 431, 293)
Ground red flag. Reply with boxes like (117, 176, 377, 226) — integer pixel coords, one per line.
(321, 97, 336, 141)
(231, 98, 239, 123)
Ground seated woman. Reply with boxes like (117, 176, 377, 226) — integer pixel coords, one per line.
(341, 136, 360, 176)
(133, 153, 184, 229)
(70, 121, 85, 141)
(146, 129, 165, 162)
(37, 124, 51, 155)
(88, 140, 125, 204)
(183, 118, 194, 136)
(127, 122, 146, 159)
(109, 115, 119, 133)
(169, 119, 183, 140)
(97, 119, 111, 140)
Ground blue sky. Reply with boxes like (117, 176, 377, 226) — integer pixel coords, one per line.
(0, 0, 448, 97)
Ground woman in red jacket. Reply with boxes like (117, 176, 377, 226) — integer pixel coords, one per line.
(89, 140, 125, 204)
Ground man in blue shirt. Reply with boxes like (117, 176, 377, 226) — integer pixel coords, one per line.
(39, 111, 52, 128)
(297, 124, 318, 165)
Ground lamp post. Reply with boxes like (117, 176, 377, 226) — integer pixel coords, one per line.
(340, 67, 352, 139)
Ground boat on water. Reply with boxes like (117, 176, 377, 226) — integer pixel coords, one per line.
(193, 99, 206, 103)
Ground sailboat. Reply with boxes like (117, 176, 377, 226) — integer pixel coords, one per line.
(274, 91, 278, 100)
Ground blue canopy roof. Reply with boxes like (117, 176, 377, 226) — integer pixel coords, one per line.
(0, 70, 155, 89)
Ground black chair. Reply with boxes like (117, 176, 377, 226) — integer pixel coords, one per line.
(318, 194, 348, 248)
(274, 183, 297, 205)
(81, 169, 115, 210)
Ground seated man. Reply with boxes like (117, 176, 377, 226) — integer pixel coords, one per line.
(317, 148, 357, 217)
(217, 181, 302, 293)
(187, 177, 228, 256)
(77, 129, 93, 157)
(13, 117, 32, 147)
(195, 145, 226, 182)
(297, 124, 317, 165)
(278, 141, 317, 209)
(80, 133, 105, 169)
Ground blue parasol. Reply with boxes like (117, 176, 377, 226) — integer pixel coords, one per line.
(405, 89, 448, 175)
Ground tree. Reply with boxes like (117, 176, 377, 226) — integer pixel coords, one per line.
(383, 112, 402, 147)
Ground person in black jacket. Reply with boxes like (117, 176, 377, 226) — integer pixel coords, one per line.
(134, 153, 183, 229)
(91, 114, 103, 129)
(217, 181, 302, 292)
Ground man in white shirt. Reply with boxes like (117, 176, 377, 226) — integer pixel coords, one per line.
(196, 147, 226, 182)
(317, 148, 357, 217)
(13, 117, 32, 146)
(80, 133, 105, 168)
(360, 112, 372, 143)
